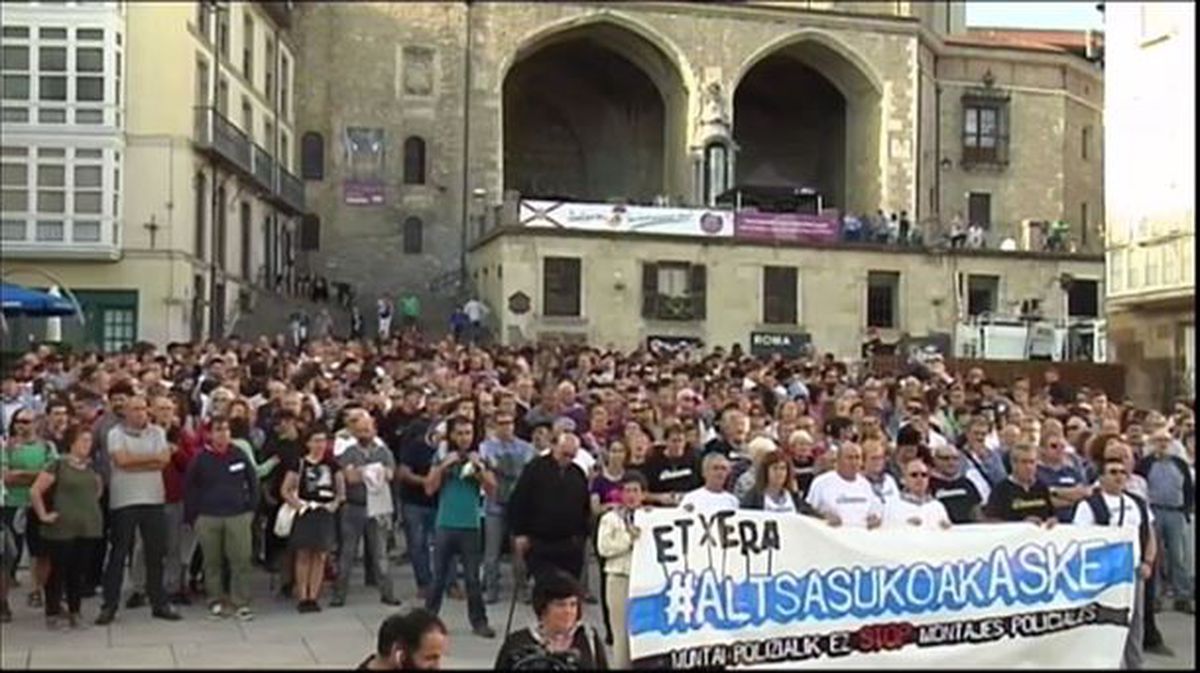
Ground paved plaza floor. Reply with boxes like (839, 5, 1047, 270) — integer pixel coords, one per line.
(1, 559, 1195, 669)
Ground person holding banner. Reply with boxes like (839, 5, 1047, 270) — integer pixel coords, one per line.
(1073, 456, 1157, 669)
(883, 457, 952, 529)
(679, 453, 739, 513)
(805, 442, 883, 528)
(740, 450, 818, 516)
(596, 472, 649, 670)
(983, 443, 1056, 525)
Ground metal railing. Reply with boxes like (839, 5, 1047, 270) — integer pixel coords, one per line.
(277, 166, 304, 214)
(251, 143, 275, 192)
(193, 106, 251, 174)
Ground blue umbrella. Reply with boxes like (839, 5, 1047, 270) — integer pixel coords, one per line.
(0, 283, 76, 317)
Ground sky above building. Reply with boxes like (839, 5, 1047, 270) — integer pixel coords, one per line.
(966, 1, 1104, 30)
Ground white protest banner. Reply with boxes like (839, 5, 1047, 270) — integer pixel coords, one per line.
(627, 509, 1137, 669)
(519, 200, 733, 238)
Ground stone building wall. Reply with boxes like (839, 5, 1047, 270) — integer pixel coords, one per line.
(293, 1, 1101, 326)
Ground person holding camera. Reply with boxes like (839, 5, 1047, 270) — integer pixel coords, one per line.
(423, 415, 497, 639)
(492, 570, 608, 670)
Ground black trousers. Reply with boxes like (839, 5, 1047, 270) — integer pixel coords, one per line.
(87, 490, 110, 588)
(102, 505, 168, 612)
(45, 537, 93, 616)
(526, 536, 585, 584)
(1143, 571, 1164, 647)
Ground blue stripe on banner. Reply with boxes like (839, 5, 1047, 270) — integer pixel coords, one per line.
(628, 539, 1134, 636)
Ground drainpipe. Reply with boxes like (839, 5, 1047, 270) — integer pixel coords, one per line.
(209, 2, 223, 339)
(458, 0, 473, 299)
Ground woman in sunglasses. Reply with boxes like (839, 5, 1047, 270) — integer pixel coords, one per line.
(1, 408, 58, 612)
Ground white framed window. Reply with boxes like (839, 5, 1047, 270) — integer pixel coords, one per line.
(0, 20, 122, 128)
(0, 142, 119, 245)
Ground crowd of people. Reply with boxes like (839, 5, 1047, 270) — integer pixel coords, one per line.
(0, 331, 1194, 670)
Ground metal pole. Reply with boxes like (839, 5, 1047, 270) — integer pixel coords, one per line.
(210, 1, 222, 340)
(458, 0, 473, 298)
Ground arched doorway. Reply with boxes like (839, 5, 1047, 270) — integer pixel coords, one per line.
(502, 21, 688, 204)
(733, 37, 882, 216)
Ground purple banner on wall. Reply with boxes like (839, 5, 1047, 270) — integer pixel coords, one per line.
(343, 181, 385, 206)
(734, 211, 841, 243)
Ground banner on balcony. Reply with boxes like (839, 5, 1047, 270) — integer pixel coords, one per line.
(519, 200, 733, 238)
(734, 211, 840, 243)
(343, 180, 385, 206)
(628, 509, 1136, 669)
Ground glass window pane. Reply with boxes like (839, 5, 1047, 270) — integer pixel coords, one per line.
(964, 109, 978, 134)
(1, 163, 26, 186)
(39, 27, 68, 40)
(2, 27, 30, 39)
(74, 165, 101, 187)
(1, 147, 28, 157)
(73, 220, 100, 241)
(1, 108, 28, 122)
(74, 190, 102, 213)
(2, 75, 30, 99)
(37, 190, 65, 212)
(76, 28, 104, 41)
(39, 47, 67, 71)
(1, 46, 29, 70)
(76, 148, 103, 159)
(980, 109, 997, 135)
(36, 220, 64, 240)
(1, 219, 26, 240)
(75, 108, 103, 124)
(76, 47, 103, 72)
(1, 189, 29, 211)
(38, 108, 67, 123)
(37, 165, 65, 186)
(37, 147, 65, 158)
(76, 77, 103, 101)
(39, 76, 67, 100)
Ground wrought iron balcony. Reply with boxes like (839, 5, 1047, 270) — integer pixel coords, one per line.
(251, 143, 274, 192)
(194, 106, 251, 175)
(276, 165, 305, 215)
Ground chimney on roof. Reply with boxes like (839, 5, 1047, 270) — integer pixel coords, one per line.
(1085, 28, 1102, 63)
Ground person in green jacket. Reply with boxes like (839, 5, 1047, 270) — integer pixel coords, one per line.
(30, 424, 103, 629)
(1, 407, 58, 612)
(400, 293, 421, 332)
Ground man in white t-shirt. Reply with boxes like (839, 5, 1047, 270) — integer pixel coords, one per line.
(680, 453, 739, 513)
(806, 443, 883, 529)
(1073, 457, 1156, 670)
(884, 457, 951, 530)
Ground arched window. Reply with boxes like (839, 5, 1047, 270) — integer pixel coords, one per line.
(300, 131, 324, 180)
(403, 136, 426, 185)
(703, 141, 729, 206)
(402, 217, 422, 254)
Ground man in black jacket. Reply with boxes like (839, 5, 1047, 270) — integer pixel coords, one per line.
(507, 433, 591, 582)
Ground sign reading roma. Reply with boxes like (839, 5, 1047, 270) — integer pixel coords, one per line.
(519, 200, 733, 238)
(627, 509, 1137, 669)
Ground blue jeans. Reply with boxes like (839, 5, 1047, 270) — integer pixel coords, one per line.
(401, 503, 436, 590)
(425, 527, 487, 628)
(1152, 507, 1194, 599)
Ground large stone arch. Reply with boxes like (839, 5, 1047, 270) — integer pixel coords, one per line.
(732, 30, 884, 215)
(498, 13, 693, 204)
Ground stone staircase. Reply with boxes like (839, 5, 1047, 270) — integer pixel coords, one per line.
(226, 288, 352, 340)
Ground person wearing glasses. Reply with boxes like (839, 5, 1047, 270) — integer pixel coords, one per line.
(1037, 433, 1090, 523)
(1073, 457, 1156, 668)
(1, 407, 57, 613)
(883, 457, 951, 530)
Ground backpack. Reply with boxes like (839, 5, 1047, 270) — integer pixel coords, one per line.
(1081, 490, 1150, 555)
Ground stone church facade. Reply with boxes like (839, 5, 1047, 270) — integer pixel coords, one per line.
(291, 1, 1103, 324)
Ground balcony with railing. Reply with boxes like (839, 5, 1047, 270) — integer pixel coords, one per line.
(251, 143, 274, 193)
(276, 166, 304, 215)
(193, 106, 251, 175)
